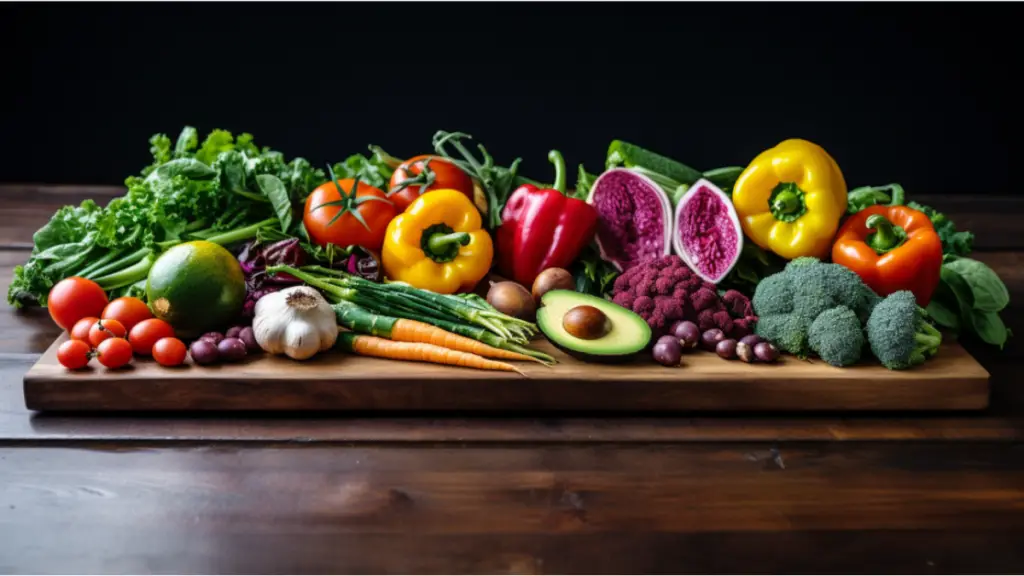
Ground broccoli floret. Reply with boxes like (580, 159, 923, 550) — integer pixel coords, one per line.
(786, 256, 821, 269)
(808, 305, 865, 367)
(866, 290, 942, 370)
(751, 272, 794, 316)
(788, 262, 881, 324)
(755, 313, 811, 357)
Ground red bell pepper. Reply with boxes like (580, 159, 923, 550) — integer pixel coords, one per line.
(495, 150, 599, 287)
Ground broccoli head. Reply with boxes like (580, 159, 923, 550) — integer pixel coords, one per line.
(787, 260, 881, 324)
(866, 290, 942, 370)
(753, 257, 882, 363)
(808, 305, 865, 367)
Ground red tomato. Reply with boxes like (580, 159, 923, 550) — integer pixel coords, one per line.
(47, 277, 109, 331)
(57, 339, 93, 370)
(70, 316, 99, 343)
(102, 296, 153, 332)
(388, 155, 475, 212)
(152, 337, 187, 367)
(88, 319, 127, 348)
(304, 178, 397, 252)
(128, 318, 176, 356)
(96, 337, 133, 369)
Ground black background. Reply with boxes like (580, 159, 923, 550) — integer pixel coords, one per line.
(1, 2, 1021, 195)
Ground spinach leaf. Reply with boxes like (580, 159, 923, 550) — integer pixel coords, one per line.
(925, 297, 960, 330)
(256, 174, 293, 233)
(971, 309, 1010, 348)
(944, 257, 1009, 312)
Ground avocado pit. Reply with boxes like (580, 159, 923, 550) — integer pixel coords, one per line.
(562, 305, 612, 340)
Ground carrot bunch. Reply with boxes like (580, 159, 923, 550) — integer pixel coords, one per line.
(331, 301, 542, 374)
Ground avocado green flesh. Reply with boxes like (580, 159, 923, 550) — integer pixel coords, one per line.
(537, 290, 652, 358)
(146, 241, 246, 338)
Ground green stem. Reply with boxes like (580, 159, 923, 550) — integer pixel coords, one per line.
(426, 232, 470, 255)
(368, 145, 403, 170)
(77, 249, 125, 279)
(93, 253, 156, 291)
(768, 183, 808, 223)
(865, 214, 908, 254)
(547, 150, 567, 194)
(204, 218, 277, 246)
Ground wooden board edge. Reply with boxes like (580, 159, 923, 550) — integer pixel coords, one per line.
(23, 334, 993, 413)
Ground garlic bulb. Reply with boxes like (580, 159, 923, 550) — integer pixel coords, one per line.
(252, 285, 337, 360)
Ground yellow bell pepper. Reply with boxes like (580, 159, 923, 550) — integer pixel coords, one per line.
(731, 139, 848, 260)
(381, 188, 493, 294)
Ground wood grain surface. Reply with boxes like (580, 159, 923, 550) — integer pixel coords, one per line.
(23, 332, 991, 412)
(3, 185, 1024, 574)
(2, 443, 1023, 573)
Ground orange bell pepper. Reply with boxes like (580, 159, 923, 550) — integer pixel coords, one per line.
(832, 205, 944, 306)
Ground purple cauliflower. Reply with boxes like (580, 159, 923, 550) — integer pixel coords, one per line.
(612, 254, 757, 339)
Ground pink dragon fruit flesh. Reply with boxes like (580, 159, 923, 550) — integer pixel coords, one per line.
(586, 168, 672, 273)
(672, 178, 743, 284)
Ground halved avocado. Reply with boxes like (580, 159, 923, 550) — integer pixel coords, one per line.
(536, 290, 652, 363)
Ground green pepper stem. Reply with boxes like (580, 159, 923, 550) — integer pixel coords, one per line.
(427, 232, 470, 254)
(865, 214, 908, 254)
(772, 191, 800, 215)
(547, 150, 567, 194)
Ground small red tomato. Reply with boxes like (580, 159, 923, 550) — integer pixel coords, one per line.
(47, 277, 109, 331)
(57, 339, 93, 370)
(95, 337, 133, 369)
(102, 296, 153, 332)
(70, 316, 99, 343)
(152, 337, 187, 367)
(128, 318, 176, 356)
(88, 318, 127, 348)
(388, 155, 475, 212)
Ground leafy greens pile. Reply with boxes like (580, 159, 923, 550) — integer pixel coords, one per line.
(8, 127, 329, 307)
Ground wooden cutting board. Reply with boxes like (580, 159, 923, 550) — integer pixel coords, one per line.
(23, 333, 990, 412)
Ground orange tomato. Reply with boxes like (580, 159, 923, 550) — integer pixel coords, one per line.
(128, 318, 176, 356)
(96, 337, 133, 369)
(102, 296, 153, 332)
(152, 337, 187, 367)
(57, 339, 93, 370)
(303, 178, 397, 252)
(70, 316, 99, 343)
(88, 318, 127, 348)
(47, 277, 108, 331)
(388, 155, 475, 212)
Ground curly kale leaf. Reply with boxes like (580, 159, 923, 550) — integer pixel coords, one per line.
(906, 201, 974, 257)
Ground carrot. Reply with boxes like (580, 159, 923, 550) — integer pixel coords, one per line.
(336, 332, 525, 374)
(332, 301, 553, 364)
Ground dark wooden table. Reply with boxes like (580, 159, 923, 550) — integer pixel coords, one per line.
(1, 186, 1023, 574)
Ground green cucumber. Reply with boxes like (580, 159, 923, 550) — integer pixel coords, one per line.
(606, 140, 704, 185)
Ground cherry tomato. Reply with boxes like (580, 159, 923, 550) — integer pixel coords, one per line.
(388, 155, 475, 212)
(152, 337, 187, 367)
(128, 318, 176, 356)
(102, 296, 153, 332)
(70, 316, 99, 343)
(88, 318, 127, 348)
(47, 277, 109, 331)
(303, 178, 397, 252)
(57, 339, 93, 370)
(96, 337, 133, 369)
